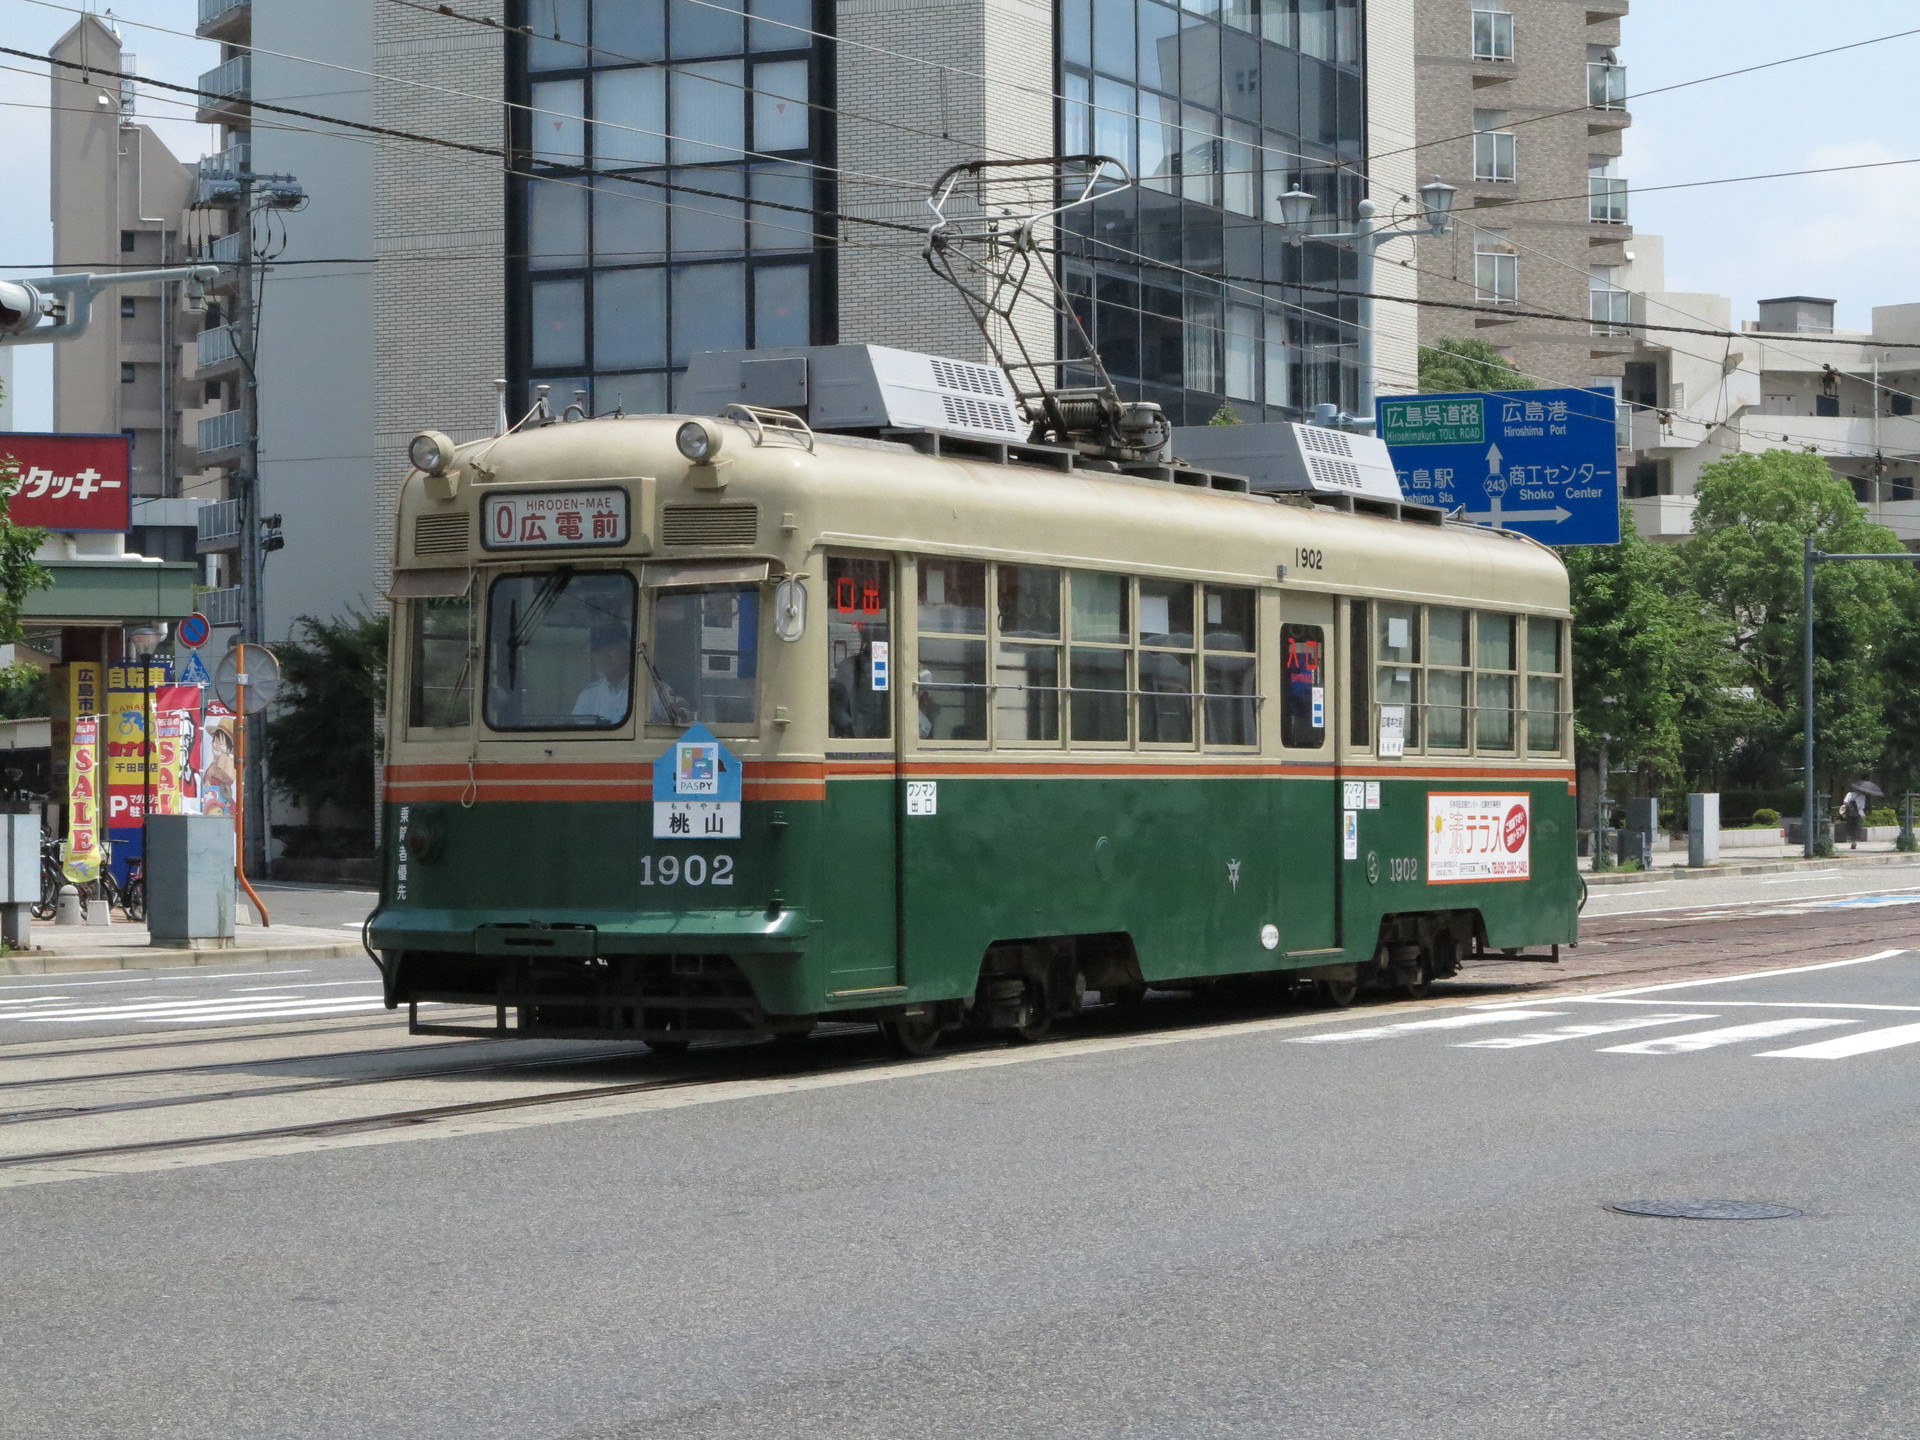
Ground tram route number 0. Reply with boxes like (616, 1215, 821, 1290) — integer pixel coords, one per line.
(640, 854, 734, 886)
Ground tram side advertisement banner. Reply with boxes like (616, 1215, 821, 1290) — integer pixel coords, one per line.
(1428, 792, 1530, 883)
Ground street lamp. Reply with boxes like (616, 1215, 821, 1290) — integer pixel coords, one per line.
(1274, 175, 1457, 430)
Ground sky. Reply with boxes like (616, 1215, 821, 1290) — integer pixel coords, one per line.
(1, 1, 1918, 428)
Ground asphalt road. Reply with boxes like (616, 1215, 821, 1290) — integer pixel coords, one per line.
(0, 882, 1917, 1437)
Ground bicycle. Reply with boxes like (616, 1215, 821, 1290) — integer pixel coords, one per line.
(30, 831, 63, 921)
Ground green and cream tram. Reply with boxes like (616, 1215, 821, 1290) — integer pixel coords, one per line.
(371, 388, 1578, 1053)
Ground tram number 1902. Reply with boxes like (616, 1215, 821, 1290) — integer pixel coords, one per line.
(640, 855, 735, 886)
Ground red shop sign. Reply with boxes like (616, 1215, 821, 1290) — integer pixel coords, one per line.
(0, 431, 132, 532)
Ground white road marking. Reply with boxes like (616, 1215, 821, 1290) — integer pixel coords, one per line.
(1600, 1018, 1856, 1055)
(140, 1001, 392, 1024)
(0, 997, 66, 1008)
(1452, 1014, 1716, 1049)
(1758, 1021, 1920, 1060)
(18, 994, 383, 1023)
(1589, 884, 1920, 919)
(1287, 1010, 1566, 1044)
(1762, 871, 1840, 882)
(1522, 949, 1910, 1002)
(231, 982, 376, 992)
(1567, 998, 1920, 1012)
(0, 970, 313, 993)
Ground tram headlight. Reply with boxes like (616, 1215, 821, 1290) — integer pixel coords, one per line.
(676, 419, 724, 464)
(409, 430, 455, 476)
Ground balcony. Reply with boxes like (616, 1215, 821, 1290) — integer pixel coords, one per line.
(195, 53, 250, 125)
(198, 0, 251, 36)
(195, 323, 243, 376)
(1589, 175, 1628, 224)
(198, 586, 243, 629)
(1588, 63, 1626, 109)
(196, 497, 243, 554)
(196, 407, 248, 461)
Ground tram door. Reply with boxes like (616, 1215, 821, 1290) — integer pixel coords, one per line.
(1278, 593, 1340, 952)
(821, 555, 903, 994)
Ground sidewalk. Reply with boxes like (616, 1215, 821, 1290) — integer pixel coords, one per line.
(0, 918, 367, 975)
(1583, 839, 1920, 886)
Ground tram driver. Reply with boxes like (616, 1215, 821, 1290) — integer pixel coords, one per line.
(573, 625, 635, 724)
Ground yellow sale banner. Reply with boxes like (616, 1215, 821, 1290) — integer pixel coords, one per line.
(153, 709, 192, 816)
(65, 714, 101, 882)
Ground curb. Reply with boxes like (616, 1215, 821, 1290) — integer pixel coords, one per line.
(0, 940, 367, 976)
(1585, 852, 1920, 887)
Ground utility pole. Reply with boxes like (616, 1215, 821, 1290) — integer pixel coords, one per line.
(1274, 180, 1458, 431)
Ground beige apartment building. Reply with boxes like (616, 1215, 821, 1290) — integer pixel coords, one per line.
(47, 13, 219, 562)
(1412, 0, 1632, 395)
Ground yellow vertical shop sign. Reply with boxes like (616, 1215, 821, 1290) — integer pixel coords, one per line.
(153, 709, 190, 815)
(65, 714, 102, 882)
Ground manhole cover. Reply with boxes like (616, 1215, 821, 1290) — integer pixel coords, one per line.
(1606, 1199, 1803, 1221)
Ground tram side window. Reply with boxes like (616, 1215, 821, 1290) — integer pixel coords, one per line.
(1280, 624, 1326, 748)
(1476, 612, 1518, 750)
(1204, 586, 1257, 747)
(995, 565, 1062, 743)
(649, 585, 759, 727)
(1376, 601, 1421, 751)
(1526, 617, 1564, 753)
(827, 556, 891, 740)
(917, 559, 987, 741)
(408, 592, 473, 729)
(1349, 599, 1370, 746)
(1426, 607, 1468, 750)
(484, 570, 637, 731)
(1069, 571, 1130, 743)
(1138, 579, 1195, 744)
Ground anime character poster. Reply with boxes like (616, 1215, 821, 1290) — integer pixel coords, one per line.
(189, 702, 238, 817)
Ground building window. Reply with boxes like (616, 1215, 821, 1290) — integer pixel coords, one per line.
(1471, 6, 1514, 62)
(1472, 111, 1515, 183)
(1589, 157, 1629, 223)
(119, 230, 136, 253)
(205, 380, 223, 403)
(1589, 266, 1629, 334)
(120, 363, 137, 385)
(120, 297, 138, 318)
(1474, 230, 1518, 304)
(1624, 459, 1663, 499)
(1891, 392, 1914, 417)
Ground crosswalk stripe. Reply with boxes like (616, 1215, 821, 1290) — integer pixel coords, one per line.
(1288, 1010, 1566, 1044)
(1600, 1018, 1856, 1055)
(1757, 1021, 1920, 1060)
(21, 993, 383, 1022)
(1452, 1014, 1715, 1049)
(138, 1001, 392, 1024)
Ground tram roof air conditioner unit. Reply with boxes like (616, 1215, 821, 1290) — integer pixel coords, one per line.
(681, 344, 1029, 445)
(1169, 422, 1405, 502)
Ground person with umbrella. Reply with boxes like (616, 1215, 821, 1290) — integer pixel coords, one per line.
(1841, 780, 1883, 847)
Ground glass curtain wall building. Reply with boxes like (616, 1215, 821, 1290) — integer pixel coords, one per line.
(1059, 0, 1367, 425)
(511, 0, 825, 414)
(508, 0, 1366, 425)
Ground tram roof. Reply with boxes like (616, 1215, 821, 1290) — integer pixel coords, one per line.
(394, 415, 1570, 615)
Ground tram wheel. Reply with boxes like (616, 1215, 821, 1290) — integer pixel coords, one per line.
(1315, 976, 1359, 1009)
(1396, 959, 1433, 1001)
(879, 1015, 943, 1057)
(647, 1038, 691, 1056)
(1005, 980, 1053, 1044)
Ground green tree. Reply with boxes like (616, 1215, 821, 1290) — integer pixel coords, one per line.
(1562, 507, 1728, 794)
(1207, 401, 1242, 425)
(1680, 449, 1916, 796)
(1417, 336, 1527, 394)
(265, 610, 389, 853)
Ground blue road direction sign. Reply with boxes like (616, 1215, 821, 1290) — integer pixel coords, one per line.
(1377, 387, 1621, 546)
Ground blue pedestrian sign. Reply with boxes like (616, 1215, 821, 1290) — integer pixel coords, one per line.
(1376, 388, 1621, 546)
(179, 651, 212, 688)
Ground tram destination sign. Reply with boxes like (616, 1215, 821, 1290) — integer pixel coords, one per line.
(481, 486, 628, 550)
(1376, 387, 1621, 547)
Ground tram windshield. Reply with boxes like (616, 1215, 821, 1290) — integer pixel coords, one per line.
(647, 585, 760, 727)
(484, 570, 637, 730)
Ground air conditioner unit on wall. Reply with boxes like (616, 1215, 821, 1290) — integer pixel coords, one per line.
(1169, 422, 1406, 502)
(681, 345, 1028, 444)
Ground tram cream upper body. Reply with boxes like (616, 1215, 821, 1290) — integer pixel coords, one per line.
(388, 413, 1571, 767)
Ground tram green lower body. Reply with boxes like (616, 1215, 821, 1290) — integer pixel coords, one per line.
(370, 775, 1578, 1038)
